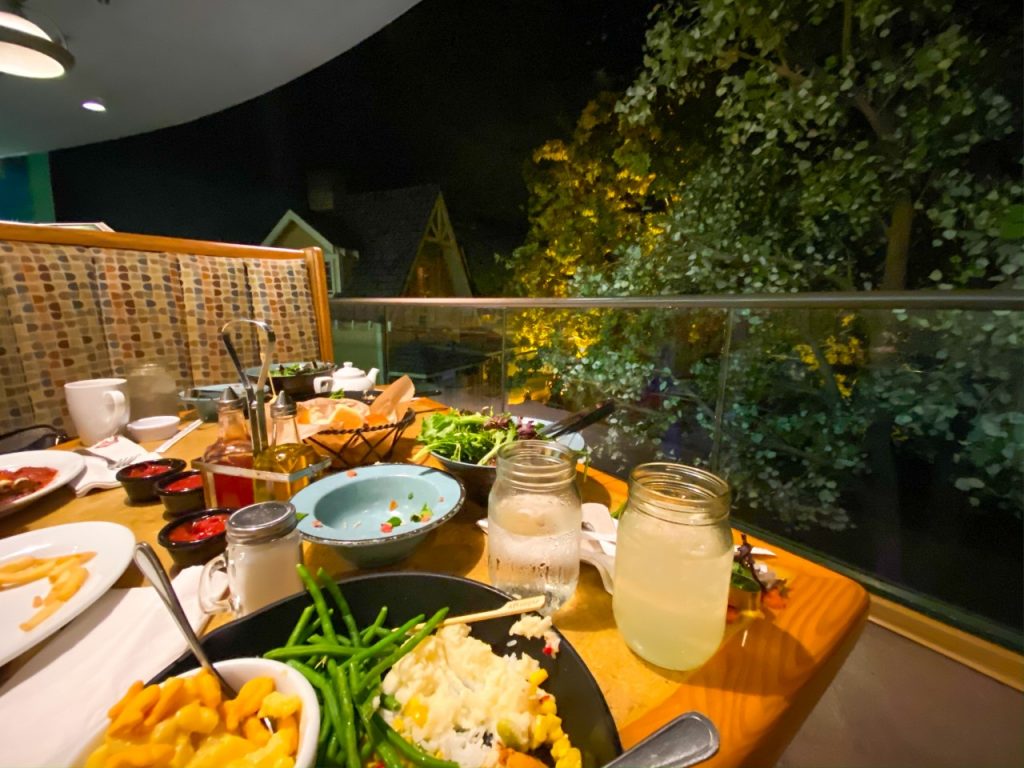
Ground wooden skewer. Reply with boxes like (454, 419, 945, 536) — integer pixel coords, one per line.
(413, 595, 547, 631)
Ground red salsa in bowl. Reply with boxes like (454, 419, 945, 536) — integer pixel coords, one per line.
(122, 462, 173, 478)
(167, 512, 228, 543)
(158, 509, 232, 567)
(155, 470, 207, 517)
(162, 473, 204, 493)
(116, 458, 187, 503)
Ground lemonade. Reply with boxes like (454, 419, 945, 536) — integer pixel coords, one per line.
(611, 463, 733, 670)
(613, 510, 732, 669)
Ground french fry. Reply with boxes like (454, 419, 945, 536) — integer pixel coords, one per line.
(0, 555, 35, 573)
(10, 551, 94, 631)
(18, 600, 62, 631)
(0, 561, 58, 587)
(51, 564, 88, 601)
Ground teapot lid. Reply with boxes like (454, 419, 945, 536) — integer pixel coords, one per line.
(336, 361, 365, 376)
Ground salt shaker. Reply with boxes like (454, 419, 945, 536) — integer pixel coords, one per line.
(198, 501, 304, 616)
(487, 440, 581, 614)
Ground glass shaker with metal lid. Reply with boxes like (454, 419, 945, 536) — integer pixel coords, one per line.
(199, 501, 304, 616)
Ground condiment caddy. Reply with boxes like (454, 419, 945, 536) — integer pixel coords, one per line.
(192, 319, 330, 507)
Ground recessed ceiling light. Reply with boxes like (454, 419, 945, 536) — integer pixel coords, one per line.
(81, 99, 106, 112)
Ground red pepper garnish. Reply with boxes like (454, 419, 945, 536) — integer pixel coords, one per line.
(346, 470, 358, 477)
(542, 646, 554, 656)
(380, 522, 393, 533)
(762, 587, 788, 611)
(389, 499, 398, 511)
(312, 520, 323, 528)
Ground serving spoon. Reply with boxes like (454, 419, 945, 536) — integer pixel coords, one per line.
(132, 542, 274, 733)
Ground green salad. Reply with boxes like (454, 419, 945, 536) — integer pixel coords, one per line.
(412, 409, 542, 466)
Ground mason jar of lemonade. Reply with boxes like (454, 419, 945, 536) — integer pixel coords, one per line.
(612, 462, 732, 670)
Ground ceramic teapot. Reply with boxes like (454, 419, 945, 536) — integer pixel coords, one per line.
(316, 361, 379, 395)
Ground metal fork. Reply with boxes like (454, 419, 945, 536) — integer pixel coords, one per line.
(75, 449, 144, 470)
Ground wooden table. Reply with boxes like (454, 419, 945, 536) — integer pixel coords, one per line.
(0, 402, 868, 767)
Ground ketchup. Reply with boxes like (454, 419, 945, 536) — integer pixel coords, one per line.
(167, 513, 229, 543)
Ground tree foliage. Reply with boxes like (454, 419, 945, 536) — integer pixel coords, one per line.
(501, 0, 1023, 529)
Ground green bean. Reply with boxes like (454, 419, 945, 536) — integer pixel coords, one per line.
(359, 735, 375, 761)
(356, 607, 448, 695)
(360, 606, 388, 644)
(380, 693, 401, 711)
(327, 734, 341, 764)
(346, 614, 425, 668)
(357, 698, 403, 768)
(318, 567, 362, 647)
(372, 625, 392, 639)
(265, 643, 358, 660)
(296, 564, 339, 645)
(318, 706, 331, 746)
(287, 660, 345, 757)
(329, 659, 360, 768)
(286, 604, 316, 647)
(374, 714, 460, 768)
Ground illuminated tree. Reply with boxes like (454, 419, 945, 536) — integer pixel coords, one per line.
(504, 0, 1023, 529)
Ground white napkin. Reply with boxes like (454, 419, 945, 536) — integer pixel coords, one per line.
(476, 502, 619, 594)
(70, 436, 163, 496)
(0, 566, 210, 768)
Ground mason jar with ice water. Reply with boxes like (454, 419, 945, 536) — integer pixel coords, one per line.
(613, 462, 733, 670)
(487, 440, 581, 614)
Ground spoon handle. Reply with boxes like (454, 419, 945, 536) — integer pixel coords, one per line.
(132, 543, 232, 694)
(603, 712, 719, 768)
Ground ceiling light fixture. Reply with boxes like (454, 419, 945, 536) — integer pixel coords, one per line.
(0, 1, 74, 79)
(81, 98, 106, 112)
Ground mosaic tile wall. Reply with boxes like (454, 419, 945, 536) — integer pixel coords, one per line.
(0, 241, 323, 438)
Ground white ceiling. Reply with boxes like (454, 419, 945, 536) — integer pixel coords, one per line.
(0, 0, 421, 157)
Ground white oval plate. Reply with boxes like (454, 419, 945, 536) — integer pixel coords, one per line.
(0, 521, 135, 667)
(0, 450, 85, 519)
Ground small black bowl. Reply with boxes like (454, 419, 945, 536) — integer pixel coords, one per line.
(157, 509, 232, 568)
(116, 458, 187, 503)
(155, 470, 207, 518)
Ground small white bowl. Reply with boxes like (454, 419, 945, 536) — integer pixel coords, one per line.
(74, 657, 320, 768)
(127, 415, 180, 442)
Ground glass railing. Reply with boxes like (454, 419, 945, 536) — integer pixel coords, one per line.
(329, 293, 1024, 651)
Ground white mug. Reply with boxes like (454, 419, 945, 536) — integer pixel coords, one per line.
(64, 378, 130, 446)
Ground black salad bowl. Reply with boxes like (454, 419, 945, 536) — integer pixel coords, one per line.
(153, 571, 622, 767)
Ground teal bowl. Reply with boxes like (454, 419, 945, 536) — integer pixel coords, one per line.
(293, 464, 465, 567)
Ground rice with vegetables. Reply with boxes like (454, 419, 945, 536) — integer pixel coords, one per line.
(381, 624, 580, 768)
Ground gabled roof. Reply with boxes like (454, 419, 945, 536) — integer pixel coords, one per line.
(302, 184, 442, 296)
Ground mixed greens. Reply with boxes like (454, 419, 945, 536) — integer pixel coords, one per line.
(412, 409, 541, 466)
(272, 361, 331, 376)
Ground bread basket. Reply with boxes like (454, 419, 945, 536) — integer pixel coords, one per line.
(305, 408, 416, 469)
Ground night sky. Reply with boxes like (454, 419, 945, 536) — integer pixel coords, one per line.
(50, 0, 656, 292)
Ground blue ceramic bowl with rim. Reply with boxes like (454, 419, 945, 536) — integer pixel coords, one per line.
(292, 463, 465, 567)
